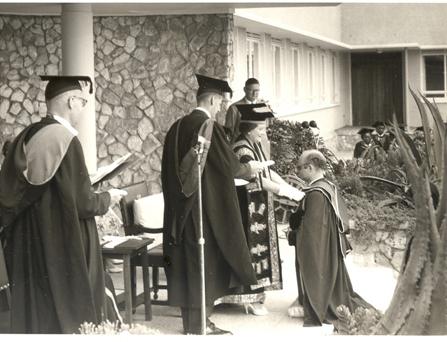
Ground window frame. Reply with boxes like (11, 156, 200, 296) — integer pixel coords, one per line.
(421, 51, 447, 100)
(291, 45, 301, 104)
(271, 40, 282, 100)
(246, 34, 261, 79)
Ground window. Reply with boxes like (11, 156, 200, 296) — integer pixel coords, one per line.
(331, 54, 336, 102)
(247, 37, 260, 79)
(272, 43, 282, 98)
(423, 53, 446, 98)
(292, 48, 300, 101)
(308, 51, 314, 101)
(321, 54, 326, 101)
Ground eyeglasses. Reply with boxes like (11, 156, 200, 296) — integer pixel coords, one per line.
(72, 96, 88, 107)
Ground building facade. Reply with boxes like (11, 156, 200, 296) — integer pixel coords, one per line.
(1, 3, 447, 189)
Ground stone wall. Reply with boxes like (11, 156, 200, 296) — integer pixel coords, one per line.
(0, 16, 62, 166)
(94, 14, 233, 191)
(0, 14, 234, 192)
(349, 220, 411, 271)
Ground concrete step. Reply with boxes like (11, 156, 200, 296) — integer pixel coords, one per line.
(334, 125, 364, 153)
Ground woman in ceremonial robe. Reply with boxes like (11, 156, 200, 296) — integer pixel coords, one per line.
(217, 104, 304, 315)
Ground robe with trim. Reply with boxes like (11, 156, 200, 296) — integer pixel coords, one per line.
(0, 116, 111, 333)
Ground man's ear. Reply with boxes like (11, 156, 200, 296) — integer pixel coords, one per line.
(67, 96, 74, 110)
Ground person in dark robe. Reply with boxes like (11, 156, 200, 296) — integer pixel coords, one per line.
(217, 104, 304, 316)
(353, 127, 375, 159)
(224, 78, 272, 158)
(0, 75, 126, 334)
(224, 78, 261, 144)
(293, 150, 374, 327)
(372, 121, 391, 152)
(162, 74, 266, 335)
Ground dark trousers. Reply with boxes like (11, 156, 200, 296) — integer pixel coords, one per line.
(294, 250, 304, 306)
(181, 306, 213, 334)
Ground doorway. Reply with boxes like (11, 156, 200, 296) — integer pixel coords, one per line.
(351, 52, 404, 126)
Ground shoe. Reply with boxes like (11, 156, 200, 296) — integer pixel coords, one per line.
(288, 304, 304, 318)
(244, 303, 268, 316)
(185, 322, 232, 335)
(207, 322, 232, 335)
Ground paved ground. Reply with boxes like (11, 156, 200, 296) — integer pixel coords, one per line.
(111, 224, 398, 336)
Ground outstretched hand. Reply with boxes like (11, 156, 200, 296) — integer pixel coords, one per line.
(107, 189, 128, 205)
(278, 183, 305, 202)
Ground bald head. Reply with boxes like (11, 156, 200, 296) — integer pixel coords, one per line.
(299, 150, 326, 170)
(297, 149, 326, 182)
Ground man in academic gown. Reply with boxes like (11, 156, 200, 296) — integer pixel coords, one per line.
(0, 76, 126, 333)
(225, 78, 261, 143)
(224, 78, 272, 158)
(162, 74, 264, 335)
(372, 121, 391, 152)
(293, 150, 374, 327)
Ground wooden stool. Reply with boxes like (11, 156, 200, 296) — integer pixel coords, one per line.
(102, 237, 154, 324)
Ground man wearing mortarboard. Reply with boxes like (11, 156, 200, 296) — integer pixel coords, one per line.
(372, 120, 391, 151)
(161, 74, 265, 335)
(353, 127, 374, 159)
(0, 75, 126, 333)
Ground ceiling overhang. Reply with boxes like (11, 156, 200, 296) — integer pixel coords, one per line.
(234, 10, 350, 51)
(0, 2, 339, 16)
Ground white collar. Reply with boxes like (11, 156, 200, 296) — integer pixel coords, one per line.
(309, 176, 325, 185)
(195, 107, 211, 118)
(52, 114, 78, 136)
(244, 97, 257, 104)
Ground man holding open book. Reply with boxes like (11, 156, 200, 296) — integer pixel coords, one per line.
(0, 75, 126, 333)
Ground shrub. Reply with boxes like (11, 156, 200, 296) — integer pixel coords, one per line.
(79, 320, 160, 335)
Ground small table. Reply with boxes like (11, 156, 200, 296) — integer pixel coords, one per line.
(102, 237, 154, 324)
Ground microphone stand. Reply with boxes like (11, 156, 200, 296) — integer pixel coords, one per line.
(195, 139, 207, 335)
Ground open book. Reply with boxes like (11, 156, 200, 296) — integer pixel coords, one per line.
(90, 153, 134, 186)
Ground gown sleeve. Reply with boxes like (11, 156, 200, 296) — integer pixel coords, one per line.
(57, 138, 111, 220)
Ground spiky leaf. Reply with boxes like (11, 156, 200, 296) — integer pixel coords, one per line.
(400, 258, 433, 334)
(409, 87, 434, 170)
(421, 93, 445, 179)
(376, 118, 433, 333)
(436, 129, 447, 228)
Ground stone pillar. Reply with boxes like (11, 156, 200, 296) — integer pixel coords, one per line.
(61, 3, 96, 173)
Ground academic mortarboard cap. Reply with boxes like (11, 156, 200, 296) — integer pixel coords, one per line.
(196, 74, 233, 98)
(372, 121, 385, 128)
(357, 128, 374, 135)
(236, 103, 274, 123)
(40, 75, 93, 100)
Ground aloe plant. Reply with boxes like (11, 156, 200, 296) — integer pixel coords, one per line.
(373, 90, 447, 335)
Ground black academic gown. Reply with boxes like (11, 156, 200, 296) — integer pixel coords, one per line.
(296, 178, 373, 325)
(353, 141, 371, 158)
(0, 117, 111, 334)
(162, 109, 257, 309)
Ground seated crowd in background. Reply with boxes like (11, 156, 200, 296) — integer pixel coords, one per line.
(352, 120, 427, 160)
